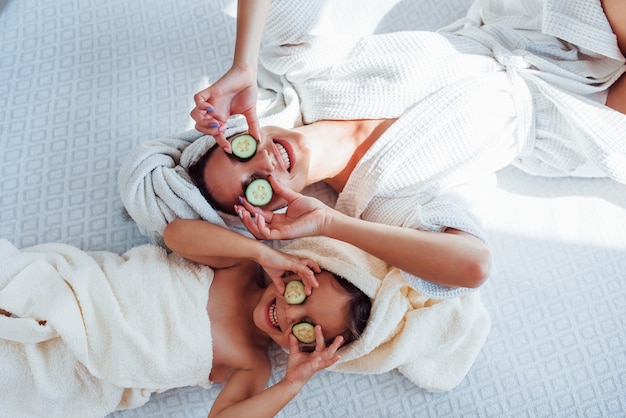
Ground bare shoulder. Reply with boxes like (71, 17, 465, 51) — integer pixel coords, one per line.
(208, 348, 272, 416)
(222, 330, 271, 374)
(210, 341, 271, 384)
(212, 259, 260, 286)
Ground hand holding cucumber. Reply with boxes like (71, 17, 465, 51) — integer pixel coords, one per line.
(283, 327, 343, 387)
(257, 247, 320, 294)
(190, 66, 262, 152)
(235, 175, 333, 241)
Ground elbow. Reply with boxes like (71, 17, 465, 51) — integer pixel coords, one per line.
(163, 219, 183, 250)
(463, 248, 492, 289)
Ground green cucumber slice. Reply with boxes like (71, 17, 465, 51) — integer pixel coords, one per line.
(230, 134, 257, 160)
(245, 178, 273, 207)
(284, 280, 306, 305)
(292, 322, 315, 344)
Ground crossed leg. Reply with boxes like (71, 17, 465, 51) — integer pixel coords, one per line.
(602, 0, 626, 114)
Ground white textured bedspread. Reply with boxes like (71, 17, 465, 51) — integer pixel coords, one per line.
(0, 0, 624, 416)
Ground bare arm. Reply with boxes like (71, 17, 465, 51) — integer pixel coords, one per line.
(232, 0, 272, 75)
(209, 332, 342, 418)
(320, 212, 491, 289)
(164, 218, 268, 269)
(191, 0, 271, 144)
(236, 177, 491, 289)
(163, 219, 319, 293)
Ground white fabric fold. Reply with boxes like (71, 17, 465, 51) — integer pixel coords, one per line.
(0, 239, 214, 417)
(118, 125, 247, 244)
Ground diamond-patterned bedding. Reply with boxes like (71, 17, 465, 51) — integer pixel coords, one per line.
(1, 0, 624, 416)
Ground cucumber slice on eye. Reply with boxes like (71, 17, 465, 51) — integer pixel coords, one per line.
(292, 322, 316, 344)
(245, 178, 273, 207)
(230, 134, 257, 160)
(284, 280, 306, 305)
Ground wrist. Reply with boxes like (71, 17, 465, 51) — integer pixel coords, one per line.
(231, 58, 258, 77)
(322, 207, 346, 238)
(252, 242, 276, 267)
(279, 375, 307, 396)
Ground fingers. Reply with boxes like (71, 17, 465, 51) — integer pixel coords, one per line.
(288, 326, 342, 372)
(298, 269, 316, 296)
(191, 107, 228, 138)
(268, 175, 299, 203)
(328, 334, 344, 352)
(213, 133, 231, 153)
(312, 326, 342, 367)
(271, 276, 286, 294)
(235, 202, 281, 240)
(313, 326, 343, 353)
(235, 205, 269, 239)
(288, 333, 301, 354)
(305, 259, 322, 274)
(253, 212, 275, 239)
(244, 110, 262, 144)
(295, 259, 319, 295)
(240, 196, 274, 222)
(191, 90, 232, 148)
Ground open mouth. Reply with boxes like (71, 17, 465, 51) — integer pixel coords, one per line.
(268, 299, 281, 331)
(274, 141, 292, 172)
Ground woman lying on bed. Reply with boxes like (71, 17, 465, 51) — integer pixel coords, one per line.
(0, 220, 371, 418)
(119, 0, 626, 300)
(192, 0, 626, 285)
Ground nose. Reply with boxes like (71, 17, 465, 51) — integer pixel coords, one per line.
(283, 302, 306, 326)
(254, 148, 276, 175)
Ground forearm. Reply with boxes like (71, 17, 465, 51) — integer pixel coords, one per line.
(164, 219, 265, 267)
(210, 378, 303, 418)
(323, 211, 491, 289)
(233, 0, 272, 71)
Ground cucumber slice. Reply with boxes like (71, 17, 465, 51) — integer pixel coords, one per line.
(292, 322, 315, 344)
(284, 280, 306, 305)
(245, 178, 273, 207)
(230, 134, 257, 160)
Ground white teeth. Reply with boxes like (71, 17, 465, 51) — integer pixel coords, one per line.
(269, 303, 281, 330)
(275, 142, 291, 170)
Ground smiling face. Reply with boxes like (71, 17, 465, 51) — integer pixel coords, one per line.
(253, 271, 352, 349)
(203, 126, 312, 214)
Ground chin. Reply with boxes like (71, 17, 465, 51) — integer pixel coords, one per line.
(272, 338, 289, 350)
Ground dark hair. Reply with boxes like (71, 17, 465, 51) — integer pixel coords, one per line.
(331, 272, 372, 346)
(187, 144, 237, 215)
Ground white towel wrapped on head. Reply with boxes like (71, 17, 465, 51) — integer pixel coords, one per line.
(118, 117, 250, 244)
(281, 237, 491, 392)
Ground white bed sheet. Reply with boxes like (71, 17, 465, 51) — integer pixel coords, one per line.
(0, 0, 624, 416)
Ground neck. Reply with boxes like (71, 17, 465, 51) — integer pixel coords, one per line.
(301, 119, 396, 192)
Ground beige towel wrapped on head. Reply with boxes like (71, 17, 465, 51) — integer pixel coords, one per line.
(281, 237, 491, 392)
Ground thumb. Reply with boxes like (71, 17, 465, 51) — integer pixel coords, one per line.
(271, 275, 286, 294)
(268, 175, 299, 203)
(243, 111, 262, 143)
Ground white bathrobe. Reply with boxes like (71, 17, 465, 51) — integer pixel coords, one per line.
(259, 0, 626, 297)
(0, 239, 213, 418)
(118, 0, 626, 298)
